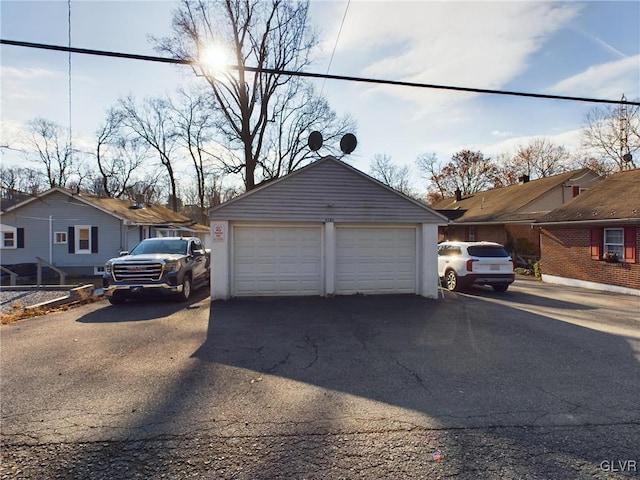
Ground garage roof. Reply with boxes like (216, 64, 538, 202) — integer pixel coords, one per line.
(209, 156, 448, 224)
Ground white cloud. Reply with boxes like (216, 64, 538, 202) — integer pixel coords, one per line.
(322, 1, 582, 113)
(491, 130, 514, 138)
(480, 128, 584, 158)
(0, 66, 58, 101)
(546, 55, 640, 99)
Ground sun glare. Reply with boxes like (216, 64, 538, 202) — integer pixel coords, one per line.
(199, 44, 230, 74)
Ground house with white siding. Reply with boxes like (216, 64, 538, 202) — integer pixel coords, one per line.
(0, 187, 209, 277)
(208, 156, 449, 300)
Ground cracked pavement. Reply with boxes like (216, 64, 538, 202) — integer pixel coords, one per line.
(1, 278, 639, 479)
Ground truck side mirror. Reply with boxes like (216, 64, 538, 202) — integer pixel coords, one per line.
(119, 250, 129, 256)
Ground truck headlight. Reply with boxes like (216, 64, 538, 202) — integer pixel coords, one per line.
(104, 262, 113, 274)
(165, 260, 181, 273)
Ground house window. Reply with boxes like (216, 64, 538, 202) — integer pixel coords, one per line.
(76, 226, 91, 254)
(1, 226, 24, 249)
(54, 232, 67, 244)
(603, 228, 624, 258)
(467, 226, 476, 242)
(2, 231, 15, 248)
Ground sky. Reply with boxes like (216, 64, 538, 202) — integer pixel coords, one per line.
(1, 0, 639, 191)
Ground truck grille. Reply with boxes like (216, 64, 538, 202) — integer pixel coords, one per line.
(113, 262, 163, 281)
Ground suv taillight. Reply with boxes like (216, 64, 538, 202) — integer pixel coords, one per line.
(466, 259, 476, 271)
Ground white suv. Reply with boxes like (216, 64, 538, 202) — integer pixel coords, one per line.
(437, 241, 515, 292)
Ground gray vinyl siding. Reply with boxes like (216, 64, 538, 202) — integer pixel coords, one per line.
(210, 157, 446, 224)
(0, 191, 123, 271)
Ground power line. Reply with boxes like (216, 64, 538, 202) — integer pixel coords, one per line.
(67, 0, 72, 166)
(2, 38, 639, 107)
(321, 0, 350, 95)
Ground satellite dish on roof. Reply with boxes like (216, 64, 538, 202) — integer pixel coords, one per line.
(308, 131, 323, 151)
(340, 133, 357, 155)
(623, 153, 633, 163)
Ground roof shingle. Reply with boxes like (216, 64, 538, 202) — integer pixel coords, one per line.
(432, 168, 598, 223)
(536, 168, 640, 223)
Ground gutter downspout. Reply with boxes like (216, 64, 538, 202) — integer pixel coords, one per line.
(49, 215, 52, 264)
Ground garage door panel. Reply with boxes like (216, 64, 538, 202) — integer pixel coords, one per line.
(336, 227, 416, 295)
(234, 226, 321, 296)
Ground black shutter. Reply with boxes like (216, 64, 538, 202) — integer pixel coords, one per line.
(91, 226, 99, 253)
(68, 227, 75, 253)
(17, 228, 25, 248)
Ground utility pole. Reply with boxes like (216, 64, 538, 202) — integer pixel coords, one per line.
(619, 94, 634, 170)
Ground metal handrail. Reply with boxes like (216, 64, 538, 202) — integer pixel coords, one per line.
(0, 265, 18, 286)
(35, 257, 66, 286)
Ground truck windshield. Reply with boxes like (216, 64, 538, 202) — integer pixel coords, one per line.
(130, 240, 188, 255)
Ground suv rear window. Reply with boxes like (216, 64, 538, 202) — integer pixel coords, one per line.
(467, 245, 509, 257)
(439, 246, 462, 256)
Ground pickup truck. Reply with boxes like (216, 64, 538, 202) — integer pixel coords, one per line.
(103, 237, 210, 305)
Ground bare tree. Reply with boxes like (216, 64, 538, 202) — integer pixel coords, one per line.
(582, 98, 640, 172)
(90, 108, 150, 198)
(25, 118, 74, 188)
(369, 154, 413, 195)
(495, 138, 571, 187)
(0, 165, 45, 194)
(118, 96, 181, 210)
(261, 79, 356, 180)
(171, 88, 219, 223)
(416, 152, 445, 202)
(417, 150, 498, 202)
(155, 0, 348, 191)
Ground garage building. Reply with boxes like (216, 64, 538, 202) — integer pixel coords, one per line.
(209, 156, 448, 299)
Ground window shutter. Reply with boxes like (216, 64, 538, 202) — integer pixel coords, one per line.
(590, 227, 602, 260)
(91, 226, 99, 253)
(572, 186, 580, 198)
(17, 228, 25, 248)
(624, 227, 636, 264)
(68, 227, 75, 253)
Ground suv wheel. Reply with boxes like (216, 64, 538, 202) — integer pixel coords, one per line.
(445, 270, 460, 291)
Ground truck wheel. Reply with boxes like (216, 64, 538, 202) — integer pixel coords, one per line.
(108, 293, 127, 305)
(176, 275, 192, 302)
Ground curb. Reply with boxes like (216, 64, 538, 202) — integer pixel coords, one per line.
(25, 284, 97, 311)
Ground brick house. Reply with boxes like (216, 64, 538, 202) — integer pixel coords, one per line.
(535, 168, 639, 295)
(432, 168, 602, 258)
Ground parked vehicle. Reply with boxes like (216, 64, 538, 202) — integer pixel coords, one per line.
(437, 241, 515, 292)
(103, 237, 210, 305)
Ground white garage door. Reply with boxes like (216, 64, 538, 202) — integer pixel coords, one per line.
(234, 226, 322, 296)
(336, 227, 416, 294)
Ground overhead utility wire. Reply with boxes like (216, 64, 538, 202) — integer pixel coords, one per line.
(2, 39, 639, 107)
(67, 0, 72, 165)
(321, 0, 350, 95)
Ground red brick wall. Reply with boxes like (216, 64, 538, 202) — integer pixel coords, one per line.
(540, 226, 640, 291)
(505, 224, 540, 256)
(440, 225, 507, 243)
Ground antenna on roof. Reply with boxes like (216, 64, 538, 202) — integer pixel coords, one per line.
(308, 131, 358, 158)
(340, 133, 357, 155)
(308, 131, 323, 153)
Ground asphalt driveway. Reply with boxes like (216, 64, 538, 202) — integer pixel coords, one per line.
(1, 278, 639, 479)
